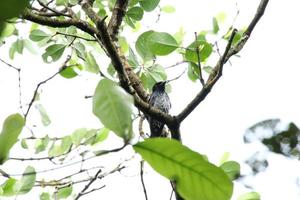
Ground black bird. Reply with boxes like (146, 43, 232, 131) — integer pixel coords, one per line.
(148, 81, 171, 137)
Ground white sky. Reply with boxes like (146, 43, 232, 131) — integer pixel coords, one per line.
(1, 0, 300, 199)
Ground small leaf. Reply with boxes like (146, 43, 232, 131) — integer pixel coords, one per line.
(127, 7, 144, 21)
(35, 104, 51, 126)
(185, 40, 213, 63)
(60, 66, 78, 79)
(48, 136, 72, 157)
(42, 44, 66, 63)
(0, 23, 15, 40)
(55, 186, 72, 199)
(92, 128, 109, 145)
(40, 192, 51, 200)
(34, 136, 49, 154)
(0, 113, 25, 164)
(203, 66, 214, 74)
(21, 138, 28, 149)
(128, 47, 139, 68)
(187, 62, 200, 82)
(135, 30, 155, 61)
(212, 17, 220, 34)
(238, 192, 260, 200)
(74, 42, 86, 59)
(139, 0, 160, 12)
(16, 39, 24, 54)
(119, 36, 129, 53)
(220, 161, 240, 180)
(92, 79, 134, 141)
(134, 138, 233, 200)
(148, 32, 178, 56)
(85, 52, 100, 73)
(71, 128, 88, 146)
(161, 5, 175, 13)
(29, 29, 50, 42)
(141, 64, 167, 90)
(1, 178, 17, 196)
(14, 166, 36, 194)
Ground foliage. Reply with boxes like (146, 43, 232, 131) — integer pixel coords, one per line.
(0, 0, 270, 199)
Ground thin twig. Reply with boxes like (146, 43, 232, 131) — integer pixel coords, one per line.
(140, 161, 148, 200)
(37, 0, 71, 18)
(194, 32, 205, 86)
(24, 56, 71, 119)
(54, 31, 97, 42)
(165, 61, 188, 69)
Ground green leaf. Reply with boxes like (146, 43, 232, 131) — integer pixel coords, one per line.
(92, 79, 134, 141)
(203, 66, 214, 74)
(139, 0, 160, 12)
(0, 113, 25, 164)
(161, 5, 175, 13)
(9, 40, 17, 59)
(42, 44, 66, 63)
(91, 128, 109, 145)
(60, 66, 78, 79)
(212, 17, 220, 34)
(0, 186, 3, 195)
(185, 40, 213, 63)
(55, 186, 72, 199)
(29, 29, 50, 42)
(148, 32, 178, 56)
(220, 161, 240, 180)
(174, 27, 185, 46)
(35, 104, 51, 126)
(124, 15, 136, 29)
(127, 7, 144, 21)
(40, 192, 51, 200)
(135, 30, 155, 61)
(16, 39, 24, 54)
(71, 128, 88, 146)
(74, 42, 86, 59)
(0, 0, 30, 20)
(48, 136, 72, 157)
(1, 178, 17, 196)
(238, 192, 260, 200)
(1, 166, 36, 196)
(187, 62, 200, 82)
(128, 47, 139, 68)
(56, 0, 67, 6)
(34, 136, 49, 154)
(134, 138, 233, 200)
(141, 64, 167, 90)
(119, 36, 129, 53)
(85, 52, 100, 73)
(0, 23, 15, 40)
(21, 138, 28, 149)
(14, 166, 36, 194)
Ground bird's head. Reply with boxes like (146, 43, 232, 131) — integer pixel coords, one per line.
(152, 81, 167, 92)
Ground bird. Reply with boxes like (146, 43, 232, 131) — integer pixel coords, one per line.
(147, 81, 171, 137)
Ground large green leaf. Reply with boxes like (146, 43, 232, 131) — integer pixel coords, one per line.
(139, 0, 160, 12)
(42, 44, 66, 63)
(0, 113, 25, 164)
(92, 79, 133, 141)
(141, 64, 167, 90)
(134, 138, 233, 200)
(135, 30, 155, 61)
(148, 32, 178, 56)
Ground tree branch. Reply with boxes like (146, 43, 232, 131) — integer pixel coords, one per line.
(108, 0, 129, 41)
(22, 8, 97, 37)
(176, 0, 269, 123)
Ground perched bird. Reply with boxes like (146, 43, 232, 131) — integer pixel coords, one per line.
(148, 81, 171, 137)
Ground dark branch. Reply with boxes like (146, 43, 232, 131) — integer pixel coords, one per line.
(37, 0, 71, 17)
(22, 8, 97, 37)
(177, 0, 269, 123)
(140, 161, 148, 200)
(177, 29, 237, 123)
(108, 0, 129, 40)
